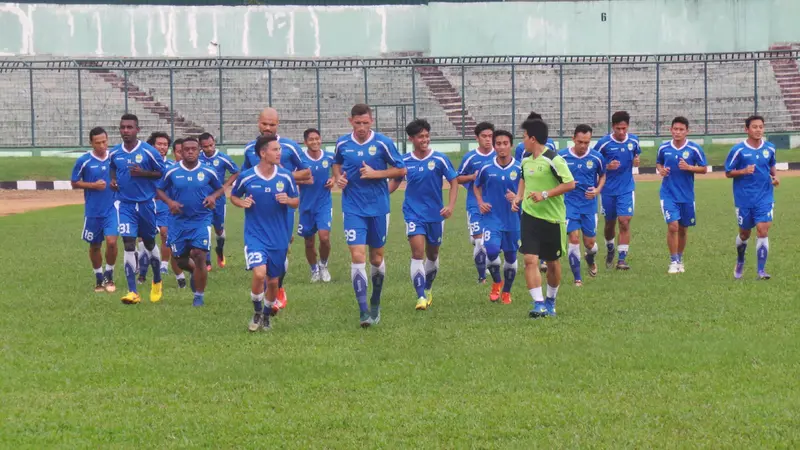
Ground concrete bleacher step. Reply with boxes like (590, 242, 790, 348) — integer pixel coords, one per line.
(415, 66, 477, 134)
(768, 43, 800, 127)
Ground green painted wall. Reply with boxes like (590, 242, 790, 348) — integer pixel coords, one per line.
(1, 0, 799, 58)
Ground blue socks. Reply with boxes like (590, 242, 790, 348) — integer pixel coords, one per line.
(424, 258, 438, 290)
(351, 263, 369, 313)
(124, 251, 137, 293)
(411, 259, 426, 298)
(757, 237, 769, 271)
(370, 262, 385, 309)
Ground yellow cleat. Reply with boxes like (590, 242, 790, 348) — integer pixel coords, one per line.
(425, 289, 433, 307)
(121, 292, 141, 305)
(415, 297, 428, 311)
(150, 281, 163, 303)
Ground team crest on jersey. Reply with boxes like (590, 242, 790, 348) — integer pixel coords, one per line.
(198, 172, 205, 181)
(276, 181, 285, 192)
(427, 160, 436, 171)
(510, 170, 518, 180)
(368, 145, 377, 156)
(627, 143, 633, 151)
(586, 161, 594, 169)
(213, 159, 220, 167)
(682, 151, 690, 159)
(135, 154, 143, 164)
(322, 160, 329, 168)
(762, 150, 769, 158)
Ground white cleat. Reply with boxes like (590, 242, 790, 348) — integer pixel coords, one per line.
(320, 266, 331, 282)
(678, 262, 685, 273)
(310, 270, 321, 283)
(668, 261, 680, 274)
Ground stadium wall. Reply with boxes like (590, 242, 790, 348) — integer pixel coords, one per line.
(2, 0, 799, 58)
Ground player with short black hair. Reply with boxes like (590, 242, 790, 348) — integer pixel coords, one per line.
(298, 128, 335, 283)
(199, 132, 240, 271)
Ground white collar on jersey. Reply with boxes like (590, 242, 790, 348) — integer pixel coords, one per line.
(90, 150, 109, 162)
(120, 140, 142, 154)
(743, 138, 766, 150)
(568, 147, 591, 159)
(204, 149, 219, 159)
(476, 147, 495, 157)
(670, 140, 690, 151)
(303, 149, 325, 162)
(407, 149, 433, 161)
(255, 165, 278, 181)
(180, 161, 202, 171)
(493, 156, 516, 169)
(609, 133, 629, 144)
(349, 130, 375, 146)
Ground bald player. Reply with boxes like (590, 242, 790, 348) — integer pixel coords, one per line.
(242, 108, 311, 309)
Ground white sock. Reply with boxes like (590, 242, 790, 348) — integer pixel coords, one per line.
(124, 250, 138, 273)
(605, 239, 615, 248)
(371, 260, 386, 278)
(105, 264, 115, 272)
(410, 258, 425, 288)
(469, 236, 476, 246)
(473, 238, 484, 258)
(284, 257, 289, 272)
(757, 237, 769, 251)
(351, 262, 368, 285)
(250, 291, 265, 302)
(547, 284, 560, 299)
(488, 256, 501, 269)
(424, 258, 439, 275)
(160, 261, 168, 269)
(176, 272, 185, 280)
(529, 287, 544, 302)
(93, 267, 102, 274)
(736, 235, 748, 247)
(137, 241, 146, 254)
(586, 243, 598, 254)
(320, 260, 328, 267)
(568, 243, 581, 260)
(148, 245, 161, 262)
(618, 244, 629, 253)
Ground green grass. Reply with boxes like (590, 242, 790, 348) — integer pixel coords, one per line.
(1, 178, 799, 447)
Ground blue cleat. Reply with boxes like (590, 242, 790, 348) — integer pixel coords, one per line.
(370, 306, 381, 325)
(734, 262, 744, 279)
(360, 311, 373, 328)
(757, 270, 771, 280)
(529, 301, 547, 318)
(192, 294, 204, 307)
(545, 298, 557, 317)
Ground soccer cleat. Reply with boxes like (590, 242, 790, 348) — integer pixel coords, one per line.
(177, 277, 187, 289)
(104, 280, 117, 293)
(94, 282, 105, 293)
(217, 255, 226, 269)
(262, 313, 272, 330)
(734, 262, 744, 279)
(668, 261, 680, 274)
(616, 261, 630, 271)
(160, 266, 168, 275)
(588, 263, 598, 277)
(415, 297, 428, 311)
(425, 289, 433, 307)
(248, 313, 263, 332)
(545, 298, 557, 317)
(605, 252, 614, 269)
(137, 274, 146, 285)
(574, 280, 583, 287)
(150, 281, 163, 303)
(268, 301, 280, 316)
(529, 302, 547, 318)
(478, 277, 487, 284)
(360, 311, 373, 328)
(192, 294, 204, 307)
(121, 292, 141, 305)
(678, 262, 685, 273)
(276, 288, 288, 309)
(310, 270, 321, 283)
(501, 292, 512, 305)
(489, 282, 502, 302)
(757, 270, 771, 280)
(320, 266, 332, 282)
(370, 306, 381, 325)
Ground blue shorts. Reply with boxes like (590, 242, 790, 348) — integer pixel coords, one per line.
(298, 207, 332, 238)
(466, 206, 482, 236)
(566, 211, 598, 237)
(170, 225, 212, 257)
(82, 213, 119, 244)
(482, 228, 520, 254)
(601, 192, 635, 220)
(286, 207, 296, 238)
(212, 201, 226, 230)
(736, 203, 774, 230)
(244, 242, 287, 278)
(156, 208, 172, 229)
(661, 199, 696, 227)
(116, 200, 158, 239)
(343, 213, 389, 248)
(406, 219, 444, 246)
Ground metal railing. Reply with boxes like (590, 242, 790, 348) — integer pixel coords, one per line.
(1, 50, 799, 148)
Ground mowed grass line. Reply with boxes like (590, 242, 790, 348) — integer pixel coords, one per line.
(1, 179, 799, 447)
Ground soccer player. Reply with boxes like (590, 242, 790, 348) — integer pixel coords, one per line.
(513, 119, 575, 318)
(724, 115, 779, 280)
(656, 117, 708, 274)
(559, 124, 606, 286)
(593, 111, 641, 270)
(333, 104, 406, 327)
(169, 137, 186, 284)
(156, 137, 225, 307)
(298, 128, 335, 283)
(109, 113, 165, 304)
(473, 130, 521, 305)
(456, 122, 495, 283)
(173, 138, 184, 162)
(231, 135, 299, 331)
(388, 119, 458, 310)
(71, 127, 119, 293)
(242, 108, 311, 309)
(199, 132, 240, 270)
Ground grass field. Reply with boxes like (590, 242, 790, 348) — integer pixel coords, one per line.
(2, 143, 800, 181)
(1, 177, 799, 447)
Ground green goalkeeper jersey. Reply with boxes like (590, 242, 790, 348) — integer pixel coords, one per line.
(520, 149, 574, 223)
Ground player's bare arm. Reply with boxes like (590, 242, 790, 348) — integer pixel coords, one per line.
(203, 187, 226, 209)
(606, 159, 621, 171)
(678, 158, 708, 174)
(511, 178, 525, 212)
(359, 161, 406, 180)
(473, 183, 492, 214)
(292, 168, 313, 183)
(128, 164, 162, 179)
(656, 163, 670, 177)
(156, 189, 183, 215)
(224, 172, 239, 188)
(388, 177, 403, 194)
(725, 164, 755, 178)
(275, 193, 300, 209)
(586, 173, 605, 199)
(770, 166, 780, 186)
(456, 172, 477, 185)
(72, 179, 106, 191)
(230, 195, 254, 208)
(441, 178, 458, 218)
(333, 164, 348, 189)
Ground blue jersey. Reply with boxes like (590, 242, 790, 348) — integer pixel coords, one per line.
(334, 131, 405, 217)
(515, 139, 557, 162)
(593, 133, 641, 195)
(474, 157, 522, 232)
(242, 135, 308, 174)
(108, 140, 164, 202)
(724, 139, 777, 208)
(457, 148, 495, 211)
(299, 150, 334, 214)
(71, 151, 115, 218)
(232, 166, 298, 250)
(559, 148, 606, 214)
(200, 150, 239, 185)
(656, 140, 707, 203)
(158, 162, 222, 229)
(401, 150, 458, 222)
(155, 158, 177, 215)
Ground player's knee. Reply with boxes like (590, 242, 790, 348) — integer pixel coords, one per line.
(524, 253, 538, 266)
(504, 251, 517, 264)
(142, 238, 156, 251)
(484, 244, 500, 261)
(756, 224, 770, 238)
(89, 243, 102, 251)
(667, 222, 679, 233)
(159, 228, 168, 241)
(252, 265, 267, 281)
(425, 247, 439, 262)
(106, 236, 118, 249)
(618, 219, 631, 231)
(304, 237, 316, 249)
(369, 254, 383, 267)
(568, 232, 581, 245)
(265, 277, 279, 290)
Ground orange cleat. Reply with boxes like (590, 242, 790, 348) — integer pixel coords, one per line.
(489, 282, 502, 302)
(276, 287, 287, 309)
(217, 255, 226, 269)
(501, 292, 512, 305)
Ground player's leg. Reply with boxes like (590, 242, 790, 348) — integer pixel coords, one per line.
(188, 248, 208, 307)
(213, 202, 226, 268)
(755, 203, 774, 279)
(316, 208, 333, 282)
(299, 211, 320, 281)
(565, 215, 583, 286)
(408, 231, 428, 310)
(661, 199, 680, 273)
(366, 214, 389, 323)
(171, 236, 196, 295)
(520, 213, 546, 316)
(734, 207, 754, 279)
(139, 201, 163, 302)
(90, 242, 104, 292)
(118, 202, 142, 303)
(264, 250, 287, 327)
(615, 192, 634, 270)
(137, 239, 149, 283)
(542, 220, 566, 316)
(500, 230, 519, 305)
(468, 211, 487, 283)
(103, 235, 118, 292)
(276, 210, 295, 309)
(244, 246, 268, 331)
(158, 226, 171, 275)
(583, 213, 599, 278)
(676, 202, 696, 273)
(344, 214, 372, 326)
(601, 194, 618, 269)
(483, 229, 503, 302)
(422, 221, 443, 307)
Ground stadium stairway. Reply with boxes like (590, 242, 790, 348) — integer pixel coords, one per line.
(77, 61, 206, 137)
(768, 44, 800, 128)
(414, 64, 477, 135)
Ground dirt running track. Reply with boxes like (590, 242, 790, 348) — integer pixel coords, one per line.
(2, 170, 799, 216)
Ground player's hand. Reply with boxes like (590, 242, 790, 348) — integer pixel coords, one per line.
(585, 186, 597, 199)
(607, 160, 621, 170)
(657, 166, 670, 177)
(478, 202, 492, 214)
(633, 155, 640, 167)
(202, 195, 217, 209)
(772, 175, 780, 187)
(511, 201, 520, 213)
(505, 189, 516, 203)
(240, 195, 255, 208)
(93, 179, 107, 190)
(110, 179, 119, 191)
(744, 164, 756, 175)
(440, 205, 453, 219)
(324, 177, 335, 190)
(359, 161, 377, 179)
(678, 158, 692, 171)
(336, 173, 348, 189)
(128, 164, 145, 176)
(275, 193, 289, 204)
(529, 191, 545, 203)
(168, 200, 183, 215)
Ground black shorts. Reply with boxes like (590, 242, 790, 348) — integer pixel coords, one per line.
(520, 212, 566, 261)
